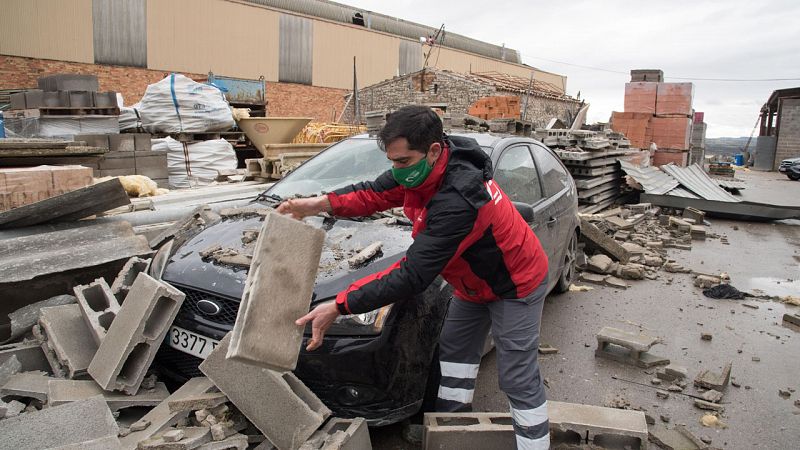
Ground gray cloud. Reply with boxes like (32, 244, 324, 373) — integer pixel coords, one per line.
(344, 0, 800, 137)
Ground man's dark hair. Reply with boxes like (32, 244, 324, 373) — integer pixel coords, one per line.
(378, 105, 443, 153)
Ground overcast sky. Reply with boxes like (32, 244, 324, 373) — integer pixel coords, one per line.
(343, 0, 800, 138)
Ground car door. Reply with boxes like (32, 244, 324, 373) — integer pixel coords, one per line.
(532, 144, 575, 280)
(492, 144, 559, 289)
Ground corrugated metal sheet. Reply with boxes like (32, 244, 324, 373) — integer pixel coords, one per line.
(660, 164, 741, 202)
(399, 40, 422, 76)
(146, 0, 279, 81)
(244, 0, 521, 63)
(0, 0, 93, 63)
(619, 161, 684, 195)
(93, 0, 147, 67)
(280, 14, 313, 85)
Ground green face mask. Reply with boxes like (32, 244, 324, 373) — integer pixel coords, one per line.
(391, 157, 433, 188)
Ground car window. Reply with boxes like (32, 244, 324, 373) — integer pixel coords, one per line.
(493, 145, 543, 205)
(536, 148, 570, 196)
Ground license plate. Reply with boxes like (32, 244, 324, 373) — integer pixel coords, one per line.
(166, 325, 219, 360)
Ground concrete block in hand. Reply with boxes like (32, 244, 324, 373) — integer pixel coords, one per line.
(227, 212, 325, 371)
(48, 379, 170, 411)
(38, 304, 99, 379)
(88, 273, 184, 394)
(200, 334, 331, 450)
(0, 396, 119, 450)
(74, 278, 121, 345)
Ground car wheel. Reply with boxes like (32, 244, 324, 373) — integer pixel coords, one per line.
(554, 231, 578, 293)
(789, 172, 800, 181)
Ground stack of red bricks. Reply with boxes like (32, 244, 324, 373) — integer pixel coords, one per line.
(468, 96, 521, 120)
(611, 81, 694, 167)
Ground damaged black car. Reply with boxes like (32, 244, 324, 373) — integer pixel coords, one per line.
(153, 132, 580, 425)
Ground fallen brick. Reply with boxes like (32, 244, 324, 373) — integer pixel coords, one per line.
(110, 256, 152, 302)
(0, 341, 51, 372)
(300, 417, 371, 450)
(0, 396, 119, 450)
(694, 362, 732, 391)
(580, 218, 631, 264)
(38, 304, 99, 378)
(74, 278, 121, 345)
(48, 379, 170, 411)
(119, 377, 216, 448)
(5, 294, 76, 343)
(88, 273, 185, 394)
(200, 334, 330, 450)
(0, 370, 51, 401)
(168, 392, 229, 413)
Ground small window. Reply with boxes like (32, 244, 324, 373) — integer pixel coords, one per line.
(536, 148, 570, 196)
(493, 145, 543, 205)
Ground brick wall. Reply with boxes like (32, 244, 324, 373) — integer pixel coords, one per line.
(0, 55, 345, 122)
(342, 69, 580, 128)
(775, 98, 800, 170)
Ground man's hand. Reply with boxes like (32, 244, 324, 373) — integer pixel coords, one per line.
(296, 301, 341, 351)
(276, 196, 332, 220)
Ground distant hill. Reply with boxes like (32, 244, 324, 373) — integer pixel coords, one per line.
(705, 137, 754, 155)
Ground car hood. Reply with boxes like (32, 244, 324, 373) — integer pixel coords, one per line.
(782, 157, 800, 164)
(162, 214, 413, 303)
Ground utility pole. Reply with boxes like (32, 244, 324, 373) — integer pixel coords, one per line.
(353, 56, 359, 125)
(522, 70, 534, 122)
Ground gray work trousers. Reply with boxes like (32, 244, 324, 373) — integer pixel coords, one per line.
(435, 278, 549, 450)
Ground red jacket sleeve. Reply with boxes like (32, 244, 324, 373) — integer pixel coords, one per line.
(327, 171, 405, 217)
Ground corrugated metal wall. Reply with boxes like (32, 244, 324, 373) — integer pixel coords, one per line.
(279, 14, 313, 85)
(146, 0, 279, 81)
(93, 0, 147, 67)
(399, 40, 422, 76)
(0, 0, 94, 64)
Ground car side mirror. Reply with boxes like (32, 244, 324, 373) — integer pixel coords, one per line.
(513, 202, 534, 222)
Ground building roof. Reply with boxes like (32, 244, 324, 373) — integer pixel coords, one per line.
(766, 87, 800, 110)
(459, 71, 567, 99)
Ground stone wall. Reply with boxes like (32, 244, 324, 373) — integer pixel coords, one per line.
(775, 98, 800, 170)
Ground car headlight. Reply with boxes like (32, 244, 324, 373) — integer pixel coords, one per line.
(312, 300, 393, 336)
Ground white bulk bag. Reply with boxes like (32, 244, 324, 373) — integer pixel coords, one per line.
(138, 74, 234, 133)
(162, 137, 237, 189)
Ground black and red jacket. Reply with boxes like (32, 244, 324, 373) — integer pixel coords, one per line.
(328, 135, 548, 315)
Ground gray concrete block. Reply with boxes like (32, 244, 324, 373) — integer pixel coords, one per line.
(7, 295, 77, 343)
(0, 341, 51, 373)
(24, 89, 45, 109)
(38, 304, 99, 378)
(301, 417, 371, 450)
(694, 362, 732, 391)
(134, 133, 153, 152)
(110, 134, 136, 152)
(88, 273, 185, 394)
(0, 354, 22, 387)
(92, 91, 119, 108)
(580, 218, 631, 264)
(110, 257, 152, 302)
(138, 427, 212, 449)
(74, 278, 122, 345)
(227, 212, 325, 371)
(50, 435, 123, 450)
(0, 396, 119, 450)
(119, 377, 216, 448)
(75, 134, 111, 150)
(197, 433, 249, 450)
(423, 413, 515, 450)
(68, 91, 93, 108)
(168, 391, 229, 413)
(38, 74, 99, 92)
(42, 90, 69, 107)
(10, 92, 27, 109)
(200, 333, 331, 450)
(48, 379, 170, 411)
(1, 371, 51, 402)
(3, 399, 27, 418)
(549, 401, 647, 448)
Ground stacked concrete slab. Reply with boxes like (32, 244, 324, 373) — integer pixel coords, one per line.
(88, 272, 185, 394)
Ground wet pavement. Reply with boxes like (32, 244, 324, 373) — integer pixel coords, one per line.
(371, 169, 800, 449)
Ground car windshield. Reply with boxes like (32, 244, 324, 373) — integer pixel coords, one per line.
(269, 138, 391, 198)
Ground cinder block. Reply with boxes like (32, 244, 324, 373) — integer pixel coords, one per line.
(92, 91, 118, 108)
(301, 417, 371, 450)
(68, 91, 93, 108)
(134, 133, 153, 151)
(42, 90, 70, 107)
(119, 377, 216, 448)
(423, 413, 515, 450)
(110, 256, 152, 302)
(48, 379, 170, 411)
(109, 133, 135, 152)
(10, 92, 27, 109)
(88, 273, 185, 394)
(74, 278, 121, 345)
(38, 304, 99, 379)
(75, 134, 111, 149)
(549, 401, 647, 448)
(227, 212, 325, 371)
(0, 396, 119, 450)
(38, 74, 99, 92)
(0, 371, 52, 402)
(0, 342, 51, 373)
(199, 334, 331, 450)
(24, 89, 44, 109)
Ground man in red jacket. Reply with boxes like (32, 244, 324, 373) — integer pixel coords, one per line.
(277, 106, 550, 449)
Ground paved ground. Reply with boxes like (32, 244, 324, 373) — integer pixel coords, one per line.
(371, 169, 800, 448)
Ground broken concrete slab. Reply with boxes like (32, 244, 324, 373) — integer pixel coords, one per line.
(88, 273, 184, 394)
(149, 205, 222, 250)
(49, 435, 123, 450)
(0, 354, 22, 387)
(694, 399, 724, 412)
(48, 379, 170, 411)
(1, 370, 51, 401)
(2, 399, 27, 418)
(579, 272, 607, 285)
(0, 341, 51, 372)
(138, 427, 212, 450)
(580, 218, 631, 264)
(701, 389, 723, 403)
(656, 364, 688, 382)
(0, 396, 119, 450)
(694, 362, 732, 391)
(596, 327, 668, 368)
(300, 417, 371, 450)
(783, 313, 800, 327)
(74, 278, 121, 345)
(549, 401, 648, 448)
(347, 241, 383, 268)
(604, 275, 630, 290)
(110, 256, 151, 302)
(587, 254, 613, 274)
(648, 423, 707, 450)
(119, 377, 216, 448)
(605, 215, 633, 230)
(196, 433, 249, 450)
(168, 392, 229, 413)
(38, 304, 99, 378)
(227, 212, 325, 372)
(682, 207, 706, 223)
(5, 294, 76, 343)
(200, 333, 331, 450)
